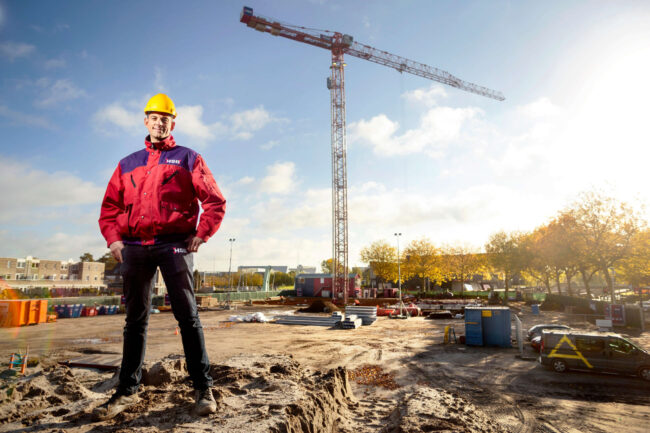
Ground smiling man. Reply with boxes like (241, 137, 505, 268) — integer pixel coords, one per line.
(96, 93, 226, 420)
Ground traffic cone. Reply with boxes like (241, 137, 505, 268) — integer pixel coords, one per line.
(174, 327, 179, 335)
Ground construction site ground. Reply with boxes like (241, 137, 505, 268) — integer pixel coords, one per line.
(1, 301, 649, 432)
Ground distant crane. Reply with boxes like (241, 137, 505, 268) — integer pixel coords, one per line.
(240, 6, 504, 305)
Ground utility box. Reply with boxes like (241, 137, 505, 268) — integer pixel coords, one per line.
(464, 306, 511, 347)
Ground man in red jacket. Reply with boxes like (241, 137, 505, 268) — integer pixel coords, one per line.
(95, 94, 226, 420)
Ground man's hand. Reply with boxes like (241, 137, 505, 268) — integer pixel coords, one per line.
(109, 241, 125, 263)
(187, 236, 204, 252)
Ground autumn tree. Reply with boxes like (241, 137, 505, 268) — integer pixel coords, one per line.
(521, 229, 554, 294)
(619, 229, 650, 287)
(441, 244, 485, 296)
(360, 240, 397, 284)
(560, 191, 642, 303)
(485, 231, 527, 304)
(402, 238, 440, 294)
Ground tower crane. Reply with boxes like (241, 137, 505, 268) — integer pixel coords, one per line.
(240, 6, 504, 305)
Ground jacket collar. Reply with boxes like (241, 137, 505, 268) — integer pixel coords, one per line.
(145, 134, 176, 151)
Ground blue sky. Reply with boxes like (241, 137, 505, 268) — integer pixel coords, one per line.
(1, 1, 650, 271)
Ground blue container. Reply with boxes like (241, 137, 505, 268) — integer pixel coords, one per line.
(464, 307, 511, 347)
(482, 307, 511, 347)
(98, 305, 107, 315)
(464, 308, 483, 346)
(531, 304, 540, 315)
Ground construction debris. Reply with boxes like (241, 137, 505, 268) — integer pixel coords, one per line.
(345, 306, 377, 325)
(348, 365, 399, 390)
(274, 314, 342, 327)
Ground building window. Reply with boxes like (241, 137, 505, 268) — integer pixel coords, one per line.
(86, 276, 90, 281)
(4, 274, 11, 280)
(299, 278, 305, 284)
(17, 262, 25, 269)
(32, 275, 38, 280)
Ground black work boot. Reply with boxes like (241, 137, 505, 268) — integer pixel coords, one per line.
(194, 388, 217, 416)
(93, 390, 140, 421)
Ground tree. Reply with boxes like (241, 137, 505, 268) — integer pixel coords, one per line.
(441, 244, 485, 297)
(521, 229, 554, 294)
(320, 258, 345, 275)
(79, 252, 94, 262)
(619, 229, 650, 287)
(402, 238, 439, 294)
(96, 252, 118, 272)
(560, 191, 642, 303)
(485, 231, 526, 304)
(360, 240, 397, 284)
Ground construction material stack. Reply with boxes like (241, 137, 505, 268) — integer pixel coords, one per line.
(274, 313, 342, 327)
(341, 314, 363, 329)
(345, 305, 377, 325)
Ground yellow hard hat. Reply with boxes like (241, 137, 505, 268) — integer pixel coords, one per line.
(144, 93, 177, 118)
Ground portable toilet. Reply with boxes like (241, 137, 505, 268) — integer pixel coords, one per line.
(464, 306, 511, 347)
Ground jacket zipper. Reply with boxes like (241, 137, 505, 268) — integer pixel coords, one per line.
(162, 170, 178, 185)
(130, 175, 136, 188)
(126, 204, 133, 236)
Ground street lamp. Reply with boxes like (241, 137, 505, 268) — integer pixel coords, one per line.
(394, 232, 403, 316)
(228, 238, 236, 291)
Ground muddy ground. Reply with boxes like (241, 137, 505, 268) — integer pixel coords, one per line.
(1, 302, 649, 432)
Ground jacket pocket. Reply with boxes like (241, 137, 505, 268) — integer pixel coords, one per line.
(162, 170, 178, 186)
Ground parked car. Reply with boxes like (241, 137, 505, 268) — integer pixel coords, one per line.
(527, 324, 571, 341)
(539, 330, 650, 381)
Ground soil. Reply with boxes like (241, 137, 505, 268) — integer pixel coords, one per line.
(1, 302, 649, 432)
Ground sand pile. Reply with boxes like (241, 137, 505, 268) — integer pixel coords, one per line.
(297, 299, 340, 313)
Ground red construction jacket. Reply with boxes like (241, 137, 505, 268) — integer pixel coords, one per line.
(99, 135, 226, 247)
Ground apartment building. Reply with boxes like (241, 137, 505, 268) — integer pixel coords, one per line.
(0, 256, 104, 290)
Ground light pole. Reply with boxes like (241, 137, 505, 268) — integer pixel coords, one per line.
(228, 238, 236, 291)
(394, 232, 402, 316)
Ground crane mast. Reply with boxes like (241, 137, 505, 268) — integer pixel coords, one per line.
(240, 7, 504, 304)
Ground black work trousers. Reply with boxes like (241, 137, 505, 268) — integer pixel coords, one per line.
(118, 241, 212, 395)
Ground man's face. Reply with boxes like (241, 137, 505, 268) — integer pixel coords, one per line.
(144, 112, 175, 142)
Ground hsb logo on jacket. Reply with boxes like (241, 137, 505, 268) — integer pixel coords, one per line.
(173, 247, 188, 254)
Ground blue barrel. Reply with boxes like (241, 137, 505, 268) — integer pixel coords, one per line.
(531, 304, 540, 315)
(464, 308, 483, 346)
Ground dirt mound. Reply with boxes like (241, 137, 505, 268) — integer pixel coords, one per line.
(298, 299, 341, 313)
(0, 353, 358, 432)
(385, 387, 508, 433)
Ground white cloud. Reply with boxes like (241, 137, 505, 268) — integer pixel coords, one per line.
(0, 105, 55, 130)
(0, 41, 35, 61)
(260, 140, 279, 150)
(349, 106, 479, 158)
(36, 79, 87, 108)
(236, 176, 255, 185)
(259, 162, 297, 195)
(154, 66, 166, 92)
(94, 102, 141, 135)
(0, 157, 103, 223)
(402, 85, 448, 107)
(230, 106, 276, 140)
(44, 58, 66, 69)
(175, 105, 227, 141)
(516, 97, 563, 118)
